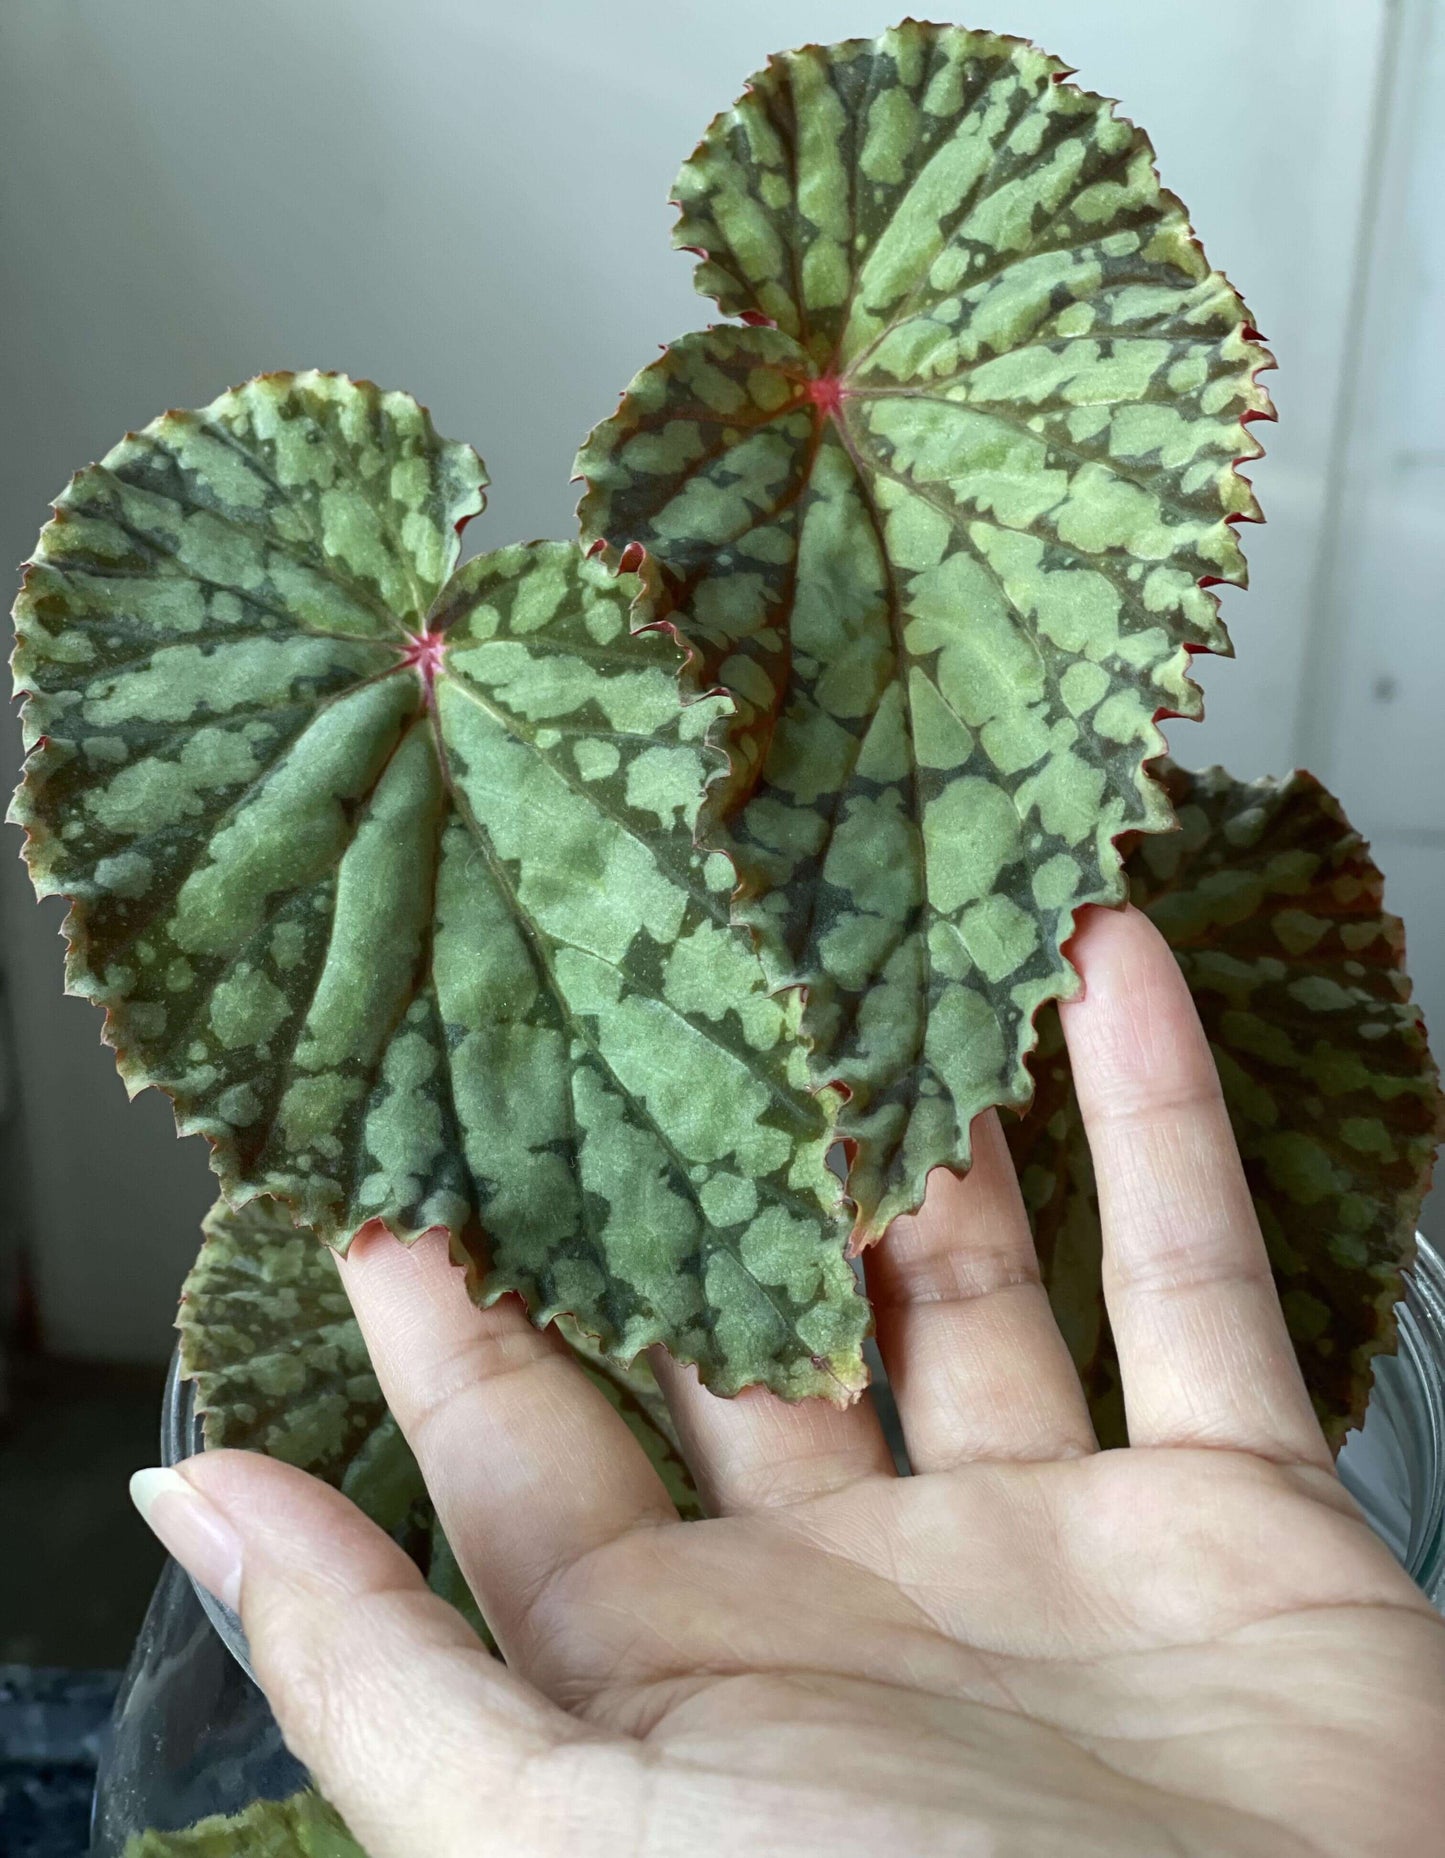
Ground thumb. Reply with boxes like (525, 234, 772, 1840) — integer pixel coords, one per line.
(130, 1449, 583, 1858)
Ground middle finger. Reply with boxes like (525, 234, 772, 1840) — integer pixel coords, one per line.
(867, 1110, 1097, 1471)
(648, 1348, 895, 1514)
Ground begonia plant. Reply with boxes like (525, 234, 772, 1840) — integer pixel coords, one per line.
(9, 24, 1440, 1853)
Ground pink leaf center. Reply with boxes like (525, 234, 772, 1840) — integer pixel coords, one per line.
(401, 629, 447, 693)
(805, 374, 844, 416)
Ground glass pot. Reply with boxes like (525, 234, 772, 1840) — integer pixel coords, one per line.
(91, 1236, 1445, 1850)
(88, 1357, 302, 1856)
(1336, 1233, 1445, 1606)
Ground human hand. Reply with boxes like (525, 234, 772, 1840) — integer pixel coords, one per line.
(132, 906, 1445, 1857)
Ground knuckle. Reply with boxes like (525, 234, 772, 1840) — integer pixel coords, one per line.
(403, 1317, 562, 1455)
(248, 1584, 410, 1773)
(874, 1224, 1040, 1311)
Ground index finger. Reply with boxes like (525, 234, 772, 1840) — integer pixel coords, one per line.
(1059, 905, 1332, 1469)
(338, 1226, 679, 1682)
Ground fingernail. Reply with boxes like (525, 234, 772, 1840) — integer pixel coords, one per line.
(130, 1465, 243, 1612)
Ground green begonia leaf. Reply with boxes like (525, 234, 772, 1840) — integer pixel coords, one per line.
(1007, 763, 1445, 1450)
(123, 1789, 361, 1858)
(11, 371, 866, 1399)
(576, 23, 1272, 1235)
(178, 1196, 701, 1636)
(179, 1196, 383, 1480)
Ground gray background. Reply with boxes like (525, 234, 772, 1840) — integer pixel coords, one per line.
(2, 0, 1440, 1360)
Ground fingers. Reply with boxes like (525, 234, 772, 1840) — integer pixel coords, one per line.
(866, 1111, 1097, 1471)
(337, 1225, 678, 1671)
(647, 1350, 895, 1514)
(130, 1451, 581, 1858)
(1060, 905, 1331, 1468)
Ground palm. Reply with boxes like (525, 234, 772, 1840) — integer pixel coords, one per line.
(527, 1447, 1444, 1857)
(159, 913, 1445, 1858)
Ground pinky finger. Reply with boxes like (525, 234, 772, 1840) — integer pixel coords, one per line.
(130, 1451, 588, 1858)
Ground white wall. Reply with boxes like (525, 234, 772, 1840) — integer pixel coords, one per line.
(1299, 1, 1445, 1072)
(1, 0, 1435, 1358)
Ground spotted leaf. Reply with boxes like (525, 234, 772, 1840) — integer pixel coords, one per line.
(577, 22, 1272, 1235)
(180, 1193, 380, 1463)
(1008, 764, 1445, 1450)
(123, 1789, 362, 1858)
(11, 371, 866, 1400)
(178, 1196, 701, 1635)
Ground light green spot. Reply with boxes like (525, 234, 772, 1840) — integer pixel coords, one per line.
(210, 970, 290, 1049)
